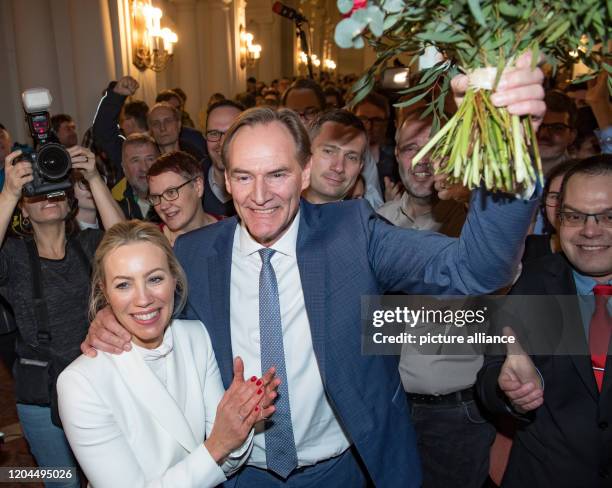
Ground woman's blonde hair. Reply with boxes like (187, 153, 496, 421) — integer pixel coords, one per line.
(88, 220, 188, 321)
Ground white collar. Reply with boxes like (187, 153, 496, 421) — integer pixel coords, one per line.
(238, 210, 300, 258)
(132, 325, 174, 361)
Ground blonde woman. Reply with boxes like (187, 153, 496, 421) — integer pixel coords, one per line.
(57, 221, 278, 487)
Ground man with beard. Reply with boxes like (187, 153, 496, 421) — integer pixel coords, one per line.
(377, 110, 467, 237)
(203, 100, 243, 216)
(303, 110, 368, 204)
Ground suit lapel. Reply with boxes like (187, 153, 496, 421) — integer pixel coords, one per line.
(550, 255, 599, 400)
(110, 342, 197, 452)
(206, 221, 237, 388)
(296, 204, 327, 380)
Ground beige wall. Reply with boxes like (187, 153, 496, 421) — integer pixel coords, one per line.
(0, 0, 373, 146)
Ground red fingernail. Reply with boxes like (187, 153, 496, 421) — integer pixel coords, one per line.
(257, 389, 263, 395)
(256, 379, 262, 386)
(250, 376, 257, 382)
(255, 406, 259, 412)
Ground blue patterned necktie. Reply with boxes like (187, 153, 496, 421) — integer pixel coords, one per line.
(258, 248, 298, 478)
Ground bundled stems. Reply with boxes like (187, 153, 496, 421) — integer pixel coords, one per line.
(413, 87, 543, 194)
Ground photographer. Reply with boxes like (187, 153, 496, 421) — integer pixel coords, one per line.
(0, 145, 124, 487)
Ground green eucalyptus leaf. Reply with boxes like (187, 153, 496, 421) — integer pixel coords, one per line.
(546, 20, 570, 44)
(337, 0, 353, 15)
(334, 17, 366, 49)
(468, 0, 486, 27)
(367, 6, 386, 37)
(382, 0, 405, 14)
(498, 2, 521, 17)
(383, 12, 402, 30)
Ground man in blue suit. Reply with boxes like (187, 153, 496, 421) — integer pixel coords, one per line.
(82, 61, 545, 486)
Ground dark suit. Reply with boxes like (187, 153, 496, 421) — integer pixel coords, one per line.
(477, 253, 612, 488)
(174, 190, 536, 487)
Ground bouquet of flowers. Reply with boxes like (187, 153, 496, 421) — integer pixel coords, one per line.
(335, 0, 610, 192)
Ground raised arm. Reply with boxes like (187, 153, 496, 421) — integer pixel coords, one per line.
(0, 151, 31, 244)
(69, 145, 125, 228)
(92, 77, 139, 175)
(370, 56, 545, 295)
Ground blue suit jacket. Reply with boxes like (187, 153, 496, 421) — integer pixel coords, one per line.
(173, 190, 537, 487)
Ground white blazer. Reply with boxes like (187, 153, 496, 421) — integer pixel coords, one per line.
(57, 319, 252, 488)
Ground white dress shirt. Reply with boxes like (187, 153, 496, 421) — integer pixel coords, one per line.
(230, 211, 351, 469)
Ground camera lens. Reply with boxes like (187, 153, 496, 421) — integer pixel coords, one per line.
(36, 143, 71, 180)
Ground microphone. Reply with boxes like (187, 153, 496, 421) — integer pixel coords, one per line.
(272, 2, 308, 23)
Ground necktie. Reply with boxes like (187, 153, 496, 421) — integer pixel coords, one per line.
(588, 284, 612, 392)
(258, 248, 298, 478)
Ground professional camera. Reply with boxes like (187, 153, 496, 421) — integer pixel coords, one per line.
(15, 88, 72, 197)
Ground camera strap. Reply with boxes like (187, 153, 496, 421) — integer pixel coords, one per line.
(25, 238, 52, 358)
(24, 236, 91, 356)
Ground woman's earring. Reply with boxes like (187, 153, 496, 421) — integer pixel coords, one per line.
(22, 217, 30, 227)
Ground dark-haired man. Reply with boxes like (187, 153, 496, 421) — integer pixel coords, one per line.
(202, 100, 244, 216)
(538, 90, 578, 174)
(353, 92, 395, 208)
(51, 114, 78, 148)
(303, 109, 367, 204)
(281, 78, 326, 125)
(477, 154, 612, 488)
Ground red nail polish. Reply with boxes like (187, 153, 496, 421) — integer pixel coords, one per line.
(256, 379, 262, 386)
(255, 406, 259, 412)
(257, 389, 263, 395)
(250, 376, 257, 382)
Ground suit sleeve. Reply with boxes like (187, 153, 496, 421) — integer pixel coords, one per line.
(200, 327, 254, 476)
(92, 83, 127, 177)
(367, 188, 539, 295)
(57, 368, 228, 488)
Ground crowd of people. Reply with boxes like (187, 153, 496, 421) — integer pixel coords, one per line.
(0, 58, 610, 488)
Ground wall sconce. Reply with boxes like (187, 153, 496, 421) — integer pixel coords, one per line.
(323, 59, 336, 70)
(311, 54, 321, 68)
(131, 1, 178, 72)
(240, 26, 262, 69)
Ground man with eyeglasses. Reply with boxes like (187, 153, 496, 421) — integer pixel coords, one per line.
(280, 78, 326, 126)
(477, 154, 612, 488)
(537, 91, 578, 175)
(352, 92, 395, 209)
(203, 100, 244, 217)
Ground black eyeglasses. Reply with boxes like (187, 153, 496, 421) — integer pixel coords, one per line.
(358, 116, 387, 127)
(294, 107, 320, 122)
(538, 123, 572, 134)
(147, 178, 197, 206)
(205, 130, 226, 143)
(558, 210, 612, 228)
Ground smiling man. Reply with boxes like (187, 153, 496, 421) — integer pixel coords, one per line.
(377, 110, 466, 236)
(477, 154, 612, 488)
(303, 110, 367, 204)
(82, 57, 547, 487)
